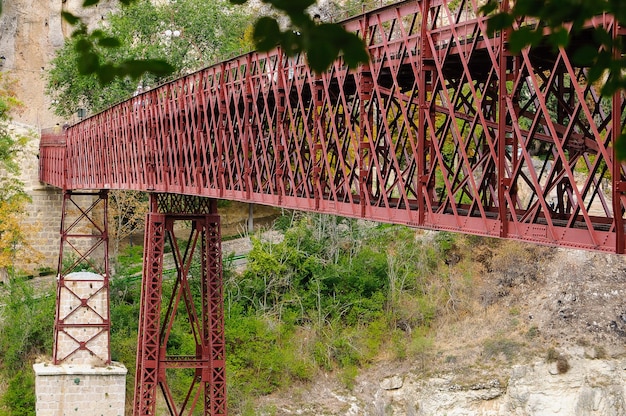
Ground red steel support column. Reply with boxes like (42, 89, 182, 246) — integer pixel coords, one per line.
(53, 190, 110, 365)
(134, 210, 166, 416)
(134, 194, 226, 416)
(358, 62, 373, 218)
(417, 0, 432, 225)
(313, 75, 325, 209)
(202, 207, 227, 414)
(497, 0, 510, 238)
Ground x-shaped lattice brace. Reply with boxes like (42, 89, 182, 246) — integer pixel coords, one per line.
(134, 194, 226, 416)
(53, 190, 110, 365)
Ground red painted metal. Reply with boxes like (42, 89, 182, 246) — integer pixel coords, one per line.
(38, 1, 626, 253)
(53, 190, 110, 365)
(134, 194, 226, 416)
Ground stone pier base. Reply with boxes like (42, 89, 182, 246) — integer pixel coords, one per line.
(33, 362, 127, 416)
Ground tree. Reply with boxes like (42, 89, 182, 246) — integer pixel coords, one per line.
(0, 279, 55, 414)
(55, 0, 368, 85)
(0, 74, 34, 281)
(49, 0, 626, 103)
(47, 0, 253, 117)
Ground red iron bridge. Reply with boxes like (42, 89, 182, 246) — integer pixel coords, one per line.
(38, 1, 625, 415)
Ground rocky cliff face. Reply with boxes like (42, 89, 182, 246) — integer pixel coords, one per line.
(354, 357, 626, 415)
(0, 0, 116, 128)
(255, 357, 626, 415)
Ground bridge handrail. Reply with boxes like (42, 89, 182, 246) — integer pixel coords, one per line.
(39, 1, 626, 253)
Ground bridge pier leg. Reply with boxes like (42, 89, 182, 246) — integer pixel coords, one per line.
(134, 194, 227, 416)
(35, 190, 127, 416)
(53, 190, 112, 364)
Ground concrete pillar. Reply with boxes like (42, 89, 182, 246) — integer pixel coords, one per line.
(34, 363, 127, 416)
(54, 272, 109, 365)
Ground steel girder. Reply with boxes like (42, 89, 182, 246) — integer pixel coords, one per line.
(39, 0, 626, 253)
(53, 190, 110, 365)
(134, 194, 226, 416)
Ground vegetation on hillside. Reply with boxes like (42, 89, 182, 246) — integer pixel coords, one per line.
(0, 73, 37, 281)
(0, 281, 54, 416)
(9, 208, 626, 415)
(0, 211, 502, 415)
(47, 0, 253, 118)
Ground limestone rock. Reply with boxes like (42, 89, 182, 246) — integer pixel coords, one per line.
(380, 375, 403, 390)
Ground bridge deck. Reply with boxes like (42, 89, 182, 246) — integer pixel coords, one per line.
(40, 0, 626, 253)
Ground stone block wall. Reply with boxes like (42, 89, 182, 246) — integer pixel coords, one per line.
(55, 271, 110, 365)
(13, 125, 64, 273)
(2, 125, 65, 275)
(25, 186, 64, 269)
(34, 363, 127, 416)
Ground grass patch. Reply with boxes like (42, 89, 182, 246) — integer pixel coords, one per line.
(483, 337, 521, 362)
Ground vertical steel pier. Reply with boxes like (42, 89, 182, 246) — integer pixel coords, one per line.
(53, 190, 111, 365)
(134, 194, 226, 416)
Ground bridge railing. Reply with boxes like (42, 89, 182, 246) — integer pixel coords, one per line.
(39, 0, 626, 253)
(40, 127, 66, 189)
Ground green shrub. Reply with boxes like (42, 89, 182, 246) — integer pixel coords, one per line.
(1, 370, 35, 416)
(546, 347, 559, 363)
(339, 365, 359, 390)
(0, 279, 55, 414)
(526, 326, 539, 339)
(115, 244, 144, 275)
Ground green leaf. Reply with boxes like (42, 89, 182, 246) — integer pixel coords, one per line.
(547, 27, 570, 49)
(593, 27, 613, 47)
(82, 0, 100, 7)
(342, 33, 369, 69)
(485, 12, 514, 36)
(96, 64, 117, 85)
(479, 0, 499, 16)
(91, 29, 106, 38)
(303, 23, 369, 73)
(267, 0, 315, 15)
(305, 24, 342, 72)
(77, 51, 100, 75)
(118, 59, 174, 80)
(61, 11, 81, 25)
(615, 133, 626, 160)
(141, 59, 174, 76)
(97, 37, 122, 48)
(571, 44, 598, 66)
(253, 17, 281, 52)
(513, 0, 545, 17)
(508, 26, 543, 52)
(587, 60, 606, 83)
(280, 29, 305, 56)
(74, 38, 93, 53)
(71, 26, 88, 37)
